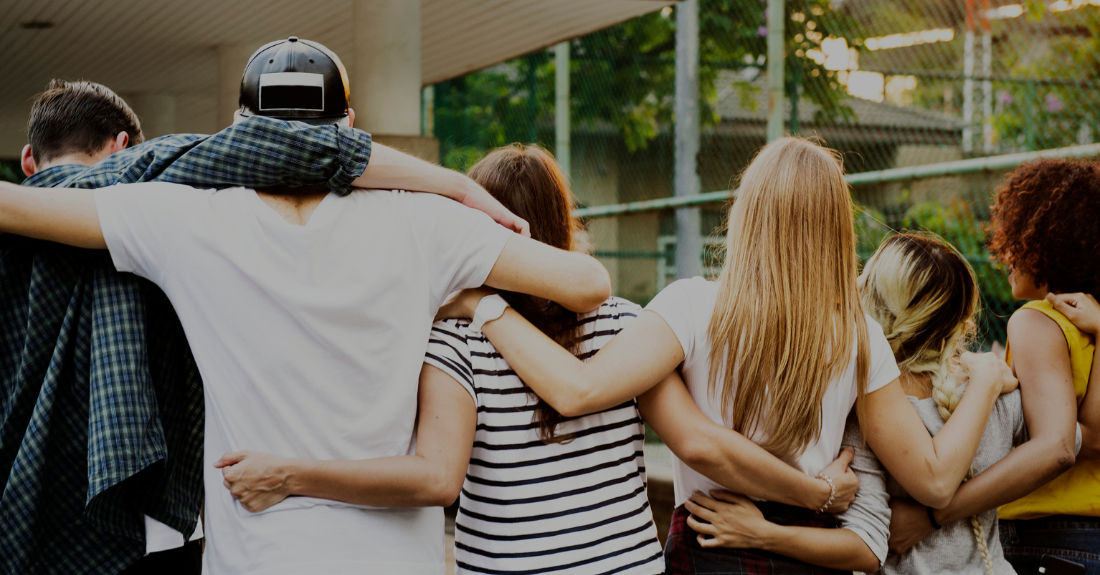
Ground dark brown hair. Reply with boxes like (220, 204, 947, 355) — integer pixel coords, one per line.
(27, 80, 143, 163)
(988, 159, 1100, 297)
(467, 144, 584, 443)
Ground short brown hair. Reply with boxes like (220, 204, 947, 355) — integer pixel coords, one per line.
(27, 80, 143, 163)
(467, 144, 584, 443)
(989, 159, 1100, 297)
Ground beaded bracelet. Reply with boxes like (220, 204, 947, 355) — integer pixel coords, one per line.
(816, 472, 837, 513)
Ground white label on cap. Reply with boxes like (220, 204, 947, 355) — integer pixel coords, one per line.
(260, 72, 325, 88)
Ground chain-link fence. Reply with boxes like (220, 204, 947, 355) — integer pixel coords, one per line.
(428, 0, 1100, 346)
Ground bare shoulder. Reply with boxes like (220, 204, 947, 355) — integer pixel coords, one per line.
(1007, 307, 1070, 376)
(1007, 307, 1066, 350)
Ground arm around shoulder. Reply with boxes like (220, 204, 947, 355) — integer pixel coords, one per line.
(485, 234, 610, 313)
(0, 182, 106, 249)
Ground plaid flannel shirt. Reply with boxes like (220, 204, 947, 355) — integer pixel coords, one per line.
(0, 116, 371, 575)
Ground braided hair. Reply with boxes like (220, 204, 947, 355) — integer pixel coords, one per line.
(858, 233, 993, 575)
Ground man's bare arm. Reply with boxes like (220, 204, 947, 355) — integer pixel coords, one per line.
(353, 144, 530, 236)
(0, 182, 105, 249)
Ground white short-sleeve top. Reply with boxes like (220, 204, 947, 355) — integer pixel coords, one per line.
(645, 277, 900, 506)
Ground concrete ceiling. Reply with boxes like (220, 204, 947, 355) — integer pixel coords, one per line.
(0, 0, 674, 156)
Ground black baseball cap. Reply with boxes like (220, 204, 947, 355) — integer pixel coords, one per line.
(238, 37, 351, 125)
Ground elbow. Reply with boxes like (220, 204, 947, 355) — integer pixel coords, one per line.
(856, 557, 881, 574)
(913, 478, 955, 510)
(672, 434, 717, 472)
(421, 470, 465, 508)
(553, 392, 592, 419)
(853, 552, 881, 574)
(567, 257, 611, 313)
(1052, 440, 1076, 473)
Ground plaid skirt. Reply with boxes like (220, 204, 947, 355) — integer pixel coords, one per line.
(664, 502, 847, 575)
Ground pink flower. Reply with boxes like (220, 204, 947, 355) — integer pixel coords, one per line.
(1045, 93, 1064, 113)
(997, 91, 1014, 106)
(758, 26, 768, 36)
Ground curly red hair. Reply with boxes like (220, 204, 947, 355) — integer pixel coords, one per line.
(989, 159, 1100, 297)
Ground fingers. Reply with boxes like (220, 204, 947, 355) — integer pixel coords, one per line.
(836, 445, 855, 466)
(686, 514, 718, 535)
(1047, 293, 1077, 315)
(684, 499, 717, 523)
(697, 534, 721, 549)
(512, 217, 531, 238)
(214, 451, 246, 468)
(689, 492, 722, 512)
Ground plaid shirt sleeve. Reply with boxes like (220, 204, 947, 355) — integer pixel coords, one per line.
(60, 116, 372, 193)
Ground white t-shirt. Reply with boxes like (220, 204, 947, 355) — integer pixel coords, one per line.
(144, 515, 202, 555)
(95, 183, 512, 575)
(644, 277, 900, 507)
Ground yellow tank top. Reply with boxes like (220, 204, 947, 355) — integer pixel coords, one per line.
(999, 300, 1099, 520)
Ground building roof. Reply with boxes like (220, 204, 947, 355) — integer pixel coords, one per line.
(0, 0, 673, 155)
(714, 70, 963, 139)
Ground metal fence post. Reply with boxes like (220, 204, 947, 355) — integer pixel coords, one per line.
(555, 41, 571, 180)
(766, 0, 785, 142)
(675, 0, 704, 279)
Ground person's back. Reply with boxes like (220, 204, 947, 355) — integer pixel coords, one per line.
(423, 145, 663, 574)
(852, 233, 1027, 575)
(96, 183, 513, 573)
(999, 298, 1095, 519)
(430, 300, 663, 575)
(875, 391, 1023, 574)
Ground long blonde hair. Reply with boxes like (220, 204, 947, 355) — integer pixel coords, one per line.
(859, 233, 992, 575)
(707, 137, 870, 460)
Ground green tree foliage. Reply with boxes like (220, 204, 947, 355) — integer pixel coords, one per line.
(0, 159, 24, 184)
(432, 0, 863, 169)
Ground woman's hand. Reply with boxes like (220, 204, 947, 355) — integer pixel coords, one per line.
(435, 287, 496, 322)
(961, 351, 1018, 395)
(887, 498, 934, 554)
(685, 491, 776, 549)
(1048, 292, 1100, 337)
(818, 446, 859, 513)
(214, 451, 295, 513)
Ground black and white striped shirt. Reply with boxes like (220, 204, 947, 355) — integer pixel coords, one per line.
(424, 298, 663, 575)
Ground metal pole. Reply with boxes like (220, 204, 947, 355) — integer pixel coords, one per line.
(421, 85, 434, 138)
(554, 41, 571, 179)
(788, 58, 801, 135)
(527, 53, 538, 144)
(674, 0, 703, 279)
(574, 142, 1100, 218)
(981, 1, 993, 154)
(963, 0, 975, 153)
(766, 0, 785, 142)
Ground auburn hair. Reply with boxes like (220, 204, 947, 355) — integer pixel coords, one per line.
(708, 137, 870, 459)
(988, 159, 1100, 297)
(859, 233, 993, 575)
(467, 144, 585, 443)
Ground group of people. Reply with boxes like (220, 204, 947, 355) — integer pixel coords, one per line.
(1, 35, 1098, 575)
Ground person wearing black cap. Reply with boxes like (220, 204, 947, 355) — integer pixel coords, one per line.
(237, 36, 355, 127)
(1, 41, 530, 575)
(0, 39, 608, 575)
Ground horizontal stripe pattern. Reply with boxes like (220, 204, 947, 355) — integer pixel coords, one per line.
(424, 298, 661, 575)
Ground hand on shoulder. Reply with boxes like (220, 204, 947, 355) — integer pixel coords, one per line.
(1047, 292, 1100, 337)
(960, 351, 1018, 395)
